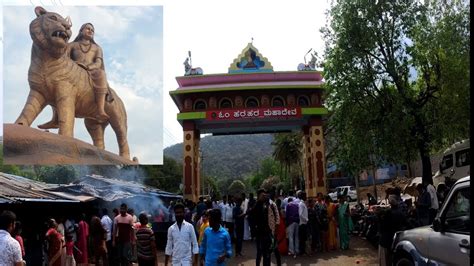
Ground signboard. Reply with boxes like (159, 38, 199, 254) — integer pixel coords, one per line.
(206, 107, 302, 121)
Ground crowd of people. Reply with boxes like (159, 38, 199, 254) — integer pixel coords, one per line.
(162, 188, 356, 266)
(0, 181, 445, 266)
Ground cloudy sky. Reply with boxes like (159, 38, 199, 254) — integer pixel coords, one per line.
(2, 3, 163, 164)
(1, 0, 331, 164)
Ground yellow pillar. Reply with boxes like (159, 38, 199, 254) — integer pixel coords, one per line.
(182, 122, 200, 201)
(303, 117, 327, 197)
(302, 126, 315, 197)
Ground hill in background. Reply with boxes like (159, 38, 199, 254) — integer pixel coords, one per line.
(164, 134, 274, 179)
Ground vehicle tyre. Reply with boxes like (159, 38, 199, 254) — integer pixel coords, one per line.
(395, 257, 414, 266)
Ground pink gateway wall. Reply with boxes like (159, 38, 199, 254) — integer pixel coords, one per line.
(176, 71, 323, 88)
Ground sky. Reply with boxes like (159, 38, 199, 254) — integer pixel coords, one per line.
(1, 2, 164, 164)
(1, 0, 331, 164)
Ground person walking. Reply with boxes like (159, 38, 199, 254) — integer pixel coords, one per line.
(325, 196, 338, 251)
(198, 210, 210, 245)
(426, 183, 439, 224)
(307, 198, 320, 255)
(101, 208, 114, 266)
(249, 189, 276, 266)
(298, 192, 309, 256)
(45, 218, 63, 266)
(136, 213, 158, 266)
(240, 193, 251, 241)
(315, 193, 328, 252)
(12, 221, 25, 260)
(164, 203, 199, 266)
(336, 195, 353, 250)
(222, 197, 235, 243)
(285, 197, 300, 258)
(90, 216, 108, 266)
(415, 184, 431, 226)
(64, 234, 78, 266)
(76, 214, 89, 266)
(275, 199, 288, 256)
(0, 211, 25, 266)
(378, 195, 407, 266)
(233, 198, 245, 256)
(199, 209, 232, 266)
(113, 203, 136, 266)
(247, 193, 257, 240)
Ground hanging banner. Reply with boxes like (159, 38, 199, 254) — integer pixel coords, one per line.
(206, 107, 302, 121)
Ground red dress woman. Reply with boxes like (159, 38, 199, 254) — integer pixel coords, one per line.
(76, 214, 89, 265)
(276, 208, 288, 255)
(45, 219, 63, 266)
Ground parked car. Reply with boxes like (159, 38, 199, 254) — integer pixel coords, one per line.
(329, 185, 357, 202)
(392, 176, 470, 266)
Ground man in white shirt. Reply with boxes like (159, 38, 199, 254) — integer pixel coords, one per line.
(0, 210, 25, 266)
(241, 193, 252, 241)
(165, 203, 199, 266)
(298, 192, 309, 256)
(100, 208, 113, 265)
(426, 183, 439, 224)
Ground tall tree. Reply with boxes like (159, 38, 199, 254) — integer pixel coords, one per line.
(322, 0, 470, 185)
(272, 133, 303, 188)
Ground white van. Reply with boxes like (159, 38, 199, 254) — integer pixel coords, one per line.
(433, 139, 470, 188)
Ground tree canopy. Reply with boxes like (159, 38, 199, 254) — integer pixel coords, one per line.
(323, 0, 470, 184)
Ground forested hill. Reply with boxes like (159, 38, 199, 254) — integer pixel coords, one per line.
(164, 134, 274, 179)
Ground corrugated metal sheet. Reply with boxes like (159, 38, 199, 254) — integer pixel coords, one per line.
(47, 174, 182, 202)
(0, 172, 181, 204)
(0, 173, 75, 203)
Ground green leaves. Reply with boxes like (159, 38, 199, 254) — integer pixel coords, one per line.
(323, 0, 470, 183)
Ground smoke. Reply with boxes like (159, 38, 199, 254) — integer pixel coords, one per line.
(70, 165, 175, 221)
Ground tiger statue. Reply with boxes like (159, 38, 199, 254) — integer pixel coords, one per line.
(15, 6, 130, 160)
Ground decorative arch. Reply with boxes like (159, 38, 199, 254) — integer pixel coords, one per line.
(297, 95, 310, 107)
(193, 99, 207, 110)
(245, 96, 259, 108)
(271, 95, 285, 107)
(219, 97, 233, 109)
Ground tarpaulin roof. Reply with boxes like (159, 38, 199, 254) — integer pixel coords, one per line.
(45, 174, 182, 202)
(0, 173, 79, 203)
(0, 173, 181, 204)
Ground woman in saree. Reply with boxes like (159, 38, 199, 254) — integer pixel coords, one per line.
(76, 214, 89, 266)
(337, 195, 353, 250)
(324, 195, 338, 251)
(45, 218, 63, 266)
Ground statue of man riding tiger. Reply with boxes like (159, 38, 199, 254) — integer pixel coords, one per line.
(15, 6, 130, 160)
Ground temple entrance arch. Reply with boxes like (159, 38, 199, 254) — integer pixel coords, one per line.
(170, 43, 328, 201)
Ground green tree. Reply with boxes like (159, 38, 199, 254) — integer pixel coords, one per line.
(0, 144, 23, 175)
(247, 157, 282, 191)
(272, 133, 303, 188)
(228, 180, 247, 198)
(322, 0, 470, 185)
(142, 156, 182, 193)
(35, 165, 78, 184)
(201, 175, 220, 199)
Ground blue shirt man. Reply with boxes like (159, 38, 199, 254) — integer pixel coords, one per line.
(199, 209, 232, 266)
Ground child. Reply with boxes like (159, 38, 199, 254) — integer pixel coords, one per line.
(65, 234, 81, 266)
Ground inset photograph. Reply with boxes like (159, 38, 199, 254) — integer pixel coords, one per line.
(3, 5, 163, 165)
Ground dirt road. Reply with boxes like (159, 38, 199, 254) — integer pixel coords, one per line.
(155, 235, 379, 266)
